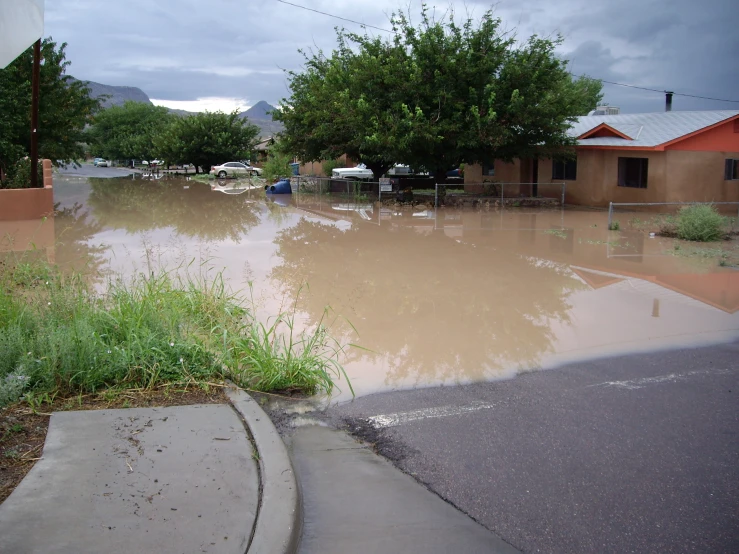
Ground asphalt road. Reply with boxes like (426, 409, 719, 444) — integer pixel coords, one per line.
(323, 341, 739, 554)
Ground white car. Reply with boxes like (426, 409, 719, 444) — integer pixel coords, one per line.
(331, 164, 374, 180)
(210, 162, 262, 178)
(387, 164, 411, 175)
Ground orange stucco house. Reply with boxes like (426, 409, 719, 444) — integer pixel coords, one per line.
(465, 110, 739, 207)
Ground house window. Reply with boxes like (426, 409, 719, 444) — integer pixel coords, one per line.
(618, 157, 648, 189)
(552, 159, 577, 180)
(482, 161, 495, 176)
(725, 159, 739, 180)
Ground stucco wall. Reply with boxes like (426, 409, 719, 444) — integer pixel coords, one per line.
(664, 150, 739, 203)
(299, 154, 352, 177)
(0, 159, 54, 221)
(559, 150, 667, 207)
(464, 160, 520, 193)
(299, 161, 326, 176)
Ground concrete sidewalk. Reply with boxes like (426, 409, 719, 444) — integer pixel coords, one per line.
(0, 391, 517, 553)
(289, 424, 520, 554)
(0, 404, 259, 554)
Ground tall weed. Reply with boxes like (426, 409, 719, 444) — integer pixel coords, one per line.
(0, 261, 354, 407)
(676, 204, 725, 242)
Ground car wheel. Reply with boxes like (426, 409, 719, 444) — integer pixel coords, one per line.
(251, 170, 259, 177)
(218, 170, 227, 178)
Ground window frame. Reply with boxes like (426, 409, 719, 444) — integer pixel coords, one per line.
(725, 159, 739, 180)
(552, 158, 577, 181)
(617, 157, 649, 189)
(482, 161, 495, 177)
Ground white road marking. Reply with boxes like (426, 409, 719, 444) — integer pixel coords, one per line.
(590, 368, 731, 390)
(367, 401, 496, 429)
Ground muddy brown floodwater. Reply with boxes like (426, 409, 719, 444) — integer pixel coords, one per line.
(3, 176, 738, 402)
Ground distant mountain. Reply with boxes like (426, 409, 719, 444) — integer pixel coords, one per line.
(240, 101, 283, 138)
(241, 100, 274, 120)
(80, 80, 152, 108)
(77, 78, 281, 138)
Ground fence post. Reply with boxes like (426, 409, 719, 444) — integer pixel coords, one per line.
(561, 182, 566, 206)
(608, 202, 613, 230)
(435, 182, 438, 208)
(500, 183, 504, 205)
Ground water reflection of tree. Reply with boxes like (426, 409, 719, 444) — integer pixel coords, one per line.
(54, 203, 107, 275)
(270, 217, 586, 386)
(87, 178, 261, 241)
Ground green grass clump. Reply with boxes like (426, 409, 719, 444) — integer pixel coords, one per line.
(675, 204, 725, 242)
(223, 301, 354, 396)
(608, 220, 620, 231)
(0, 261, 353, 407)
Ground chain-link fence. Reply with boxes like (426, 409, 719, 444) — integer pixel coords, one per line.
(291, 176, 381, 197)
(434, 182, 566, 207)
(291, 176, 567, 206)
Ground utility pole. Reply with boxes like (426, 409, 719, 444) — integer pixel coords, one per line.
(30, 39, 41, 188)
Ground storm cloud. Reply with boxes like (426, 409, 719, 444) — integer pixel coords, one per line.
(45, 0, 738, 113)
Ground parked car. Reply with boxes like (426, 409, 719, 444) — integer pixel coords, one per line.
(446, 168, 463, 180)
(237, 160, 264, 176)
(93, 158, 110, 167)
(211, 181, 259, 196)
(331, 164, 374, 180)
(210, 162, 262, 178)
(387, 164, 411, 176)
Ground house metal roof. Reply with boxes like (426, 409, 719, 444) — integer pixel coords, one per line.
(570, 110, 739, 148)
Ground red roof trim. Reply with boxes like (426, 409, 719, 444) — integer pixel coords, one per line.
(576, 145, 661, 151)
(578, 123, 633, 140)
(659, 113, 739, 148)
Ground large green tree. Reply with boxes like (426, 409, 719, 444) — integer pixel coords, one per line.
(87, 101, 173, 162)
(275, 7, 602, 180)
(154, 112, 260, 173)
(0, 38, 101, 175)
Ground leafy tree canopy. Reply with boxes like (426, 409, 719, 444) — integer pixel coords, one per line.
(87, 101, 173, 161)
(154, 112, 260, 173)
(274, 6, 602, 179)
(0, 37, 101, 174)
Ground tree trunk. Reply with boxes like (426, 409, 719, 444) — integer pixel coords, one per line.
(434, 167, 448, 184)
(365, 162, 391, 181)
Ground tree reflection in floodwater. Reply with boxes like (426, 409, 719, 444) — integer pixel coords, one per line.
(270, 214, 587, 388)
(87, 178, 261, 242)
(54, 203, 107, 276)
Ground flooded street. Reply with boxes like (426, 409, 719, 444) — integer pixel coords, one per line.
(3, 175, 738, 401)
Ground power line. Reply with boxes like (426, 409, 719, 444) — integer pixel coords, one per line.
(596, 79, 739, 104)
(275, 0, 739, 105)
(274, 0, 394, 34)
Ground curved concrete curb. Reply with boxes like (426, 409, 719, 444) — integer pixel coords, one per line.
(226, 386, 301, 554)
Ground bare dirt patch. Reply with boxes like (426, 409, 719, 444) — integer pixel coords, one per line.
(0, 385, 227, 504)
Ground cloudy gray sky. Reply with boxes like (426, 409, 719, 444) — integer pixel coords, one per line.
(45, 0, 738, 114)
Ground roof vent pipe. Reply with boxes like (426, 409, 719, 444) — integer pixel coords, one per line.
(665, 91, 674, 112)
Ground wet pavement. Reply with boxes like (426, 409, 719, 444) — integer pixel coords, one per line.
(2, 175, 738, 403)
(0, 404, 258, 554)
(321, 340, 739, 554)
